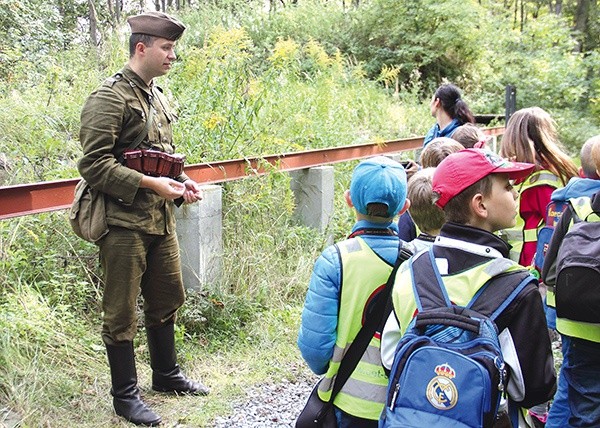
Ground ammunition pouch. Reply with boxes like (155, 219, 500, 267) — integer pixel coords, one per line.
(123, 149, 185, 179)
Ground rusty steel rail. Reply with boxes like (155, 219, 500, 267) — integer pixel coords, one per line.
(0, 128, 504, 220)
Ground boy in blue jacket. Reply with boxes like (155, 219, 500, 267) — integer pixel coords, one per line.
(298, 156, 410, 428)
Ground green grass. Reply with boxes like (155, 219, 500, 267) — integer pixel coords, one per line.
(0, 290, 310, 427)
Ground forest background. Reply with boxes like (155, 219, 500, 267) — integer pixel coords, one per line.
(1, 0, 599, 426)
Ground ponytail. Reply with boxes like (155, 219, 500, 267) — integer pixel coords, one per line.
(454, 99, 475, 125)
(434, 84, 475, 125)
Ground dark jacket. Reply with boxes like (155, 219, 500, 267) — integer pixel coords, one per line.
(382, 222, 556, 408)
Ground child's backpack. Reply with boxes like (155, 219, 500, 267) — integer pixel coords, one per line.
(380, 249, 534, 428)
(555, 196, 600, 323)
(533, 199, 568, 275)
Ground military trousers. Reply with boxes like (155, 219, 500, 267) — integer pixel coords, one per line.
(98, 226, 185, 345)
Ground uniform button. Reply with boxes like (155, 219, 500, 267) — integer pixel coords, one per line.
(158, 122, 162, 128)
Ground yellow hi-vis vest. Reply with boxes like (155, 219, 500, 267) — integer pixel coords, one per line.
(504, 170, 561, 264)
(391, 255, 528, 337)
(555, 196, 600, 343)
(317, 237, 393, 420)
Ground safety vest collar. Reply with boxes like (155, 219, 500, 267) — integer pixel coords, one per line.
(434, 235, 504, 259)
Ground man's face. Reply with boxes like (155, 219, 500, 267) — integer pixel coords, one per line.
(142, 37, 177, 79)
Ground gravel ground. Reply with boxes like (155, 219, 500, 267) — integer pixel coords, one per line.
(210, 333, 565, 428)
(211, 364, 319, 428)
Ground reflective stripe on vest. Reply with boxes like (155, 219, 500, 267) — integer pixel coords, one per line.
(317, 237, 393, 420)
(505, 170, 561, 263)
(555, 196, 600, 342)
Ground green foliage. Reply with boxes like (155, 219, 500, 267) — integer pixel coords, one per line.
(466, 11, 599, 149)
(170, 25, 405, 163)
(0, 280, 105, 425)
(244, 0, 346, 59)
(338, 0, 485, 88)
(0, 46, 110, 183)
(0, 0, 90, 82)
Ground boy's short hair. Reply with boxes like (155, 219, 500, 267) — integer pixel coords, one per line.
(442, 175, 494, 223)
(350, 156, 407, 218)
(421, 137, 464, 168)
(452, 124, 488, 149)
(580, 136, 600, 179)
(407, 168, 445, 233)
(432, 148, 534, 209)
(589, 136, 600, 177)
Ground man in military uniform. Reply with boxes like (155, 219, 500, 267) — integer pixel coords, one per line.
(78, 11, 208, 426)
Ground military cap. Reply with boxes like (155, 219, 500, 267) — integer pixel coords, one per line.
(127, 11, 185, 41)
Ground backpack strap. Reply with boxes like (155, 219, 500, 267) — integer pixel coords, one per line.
(468, 271, 536, 321)
(570, 196, 598, 222)
(410, 247, 451, 312)
(410, 247, 536, 321)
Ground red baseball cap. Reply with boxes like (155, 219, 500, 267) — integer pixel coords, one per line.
(432, 148, 535, 209)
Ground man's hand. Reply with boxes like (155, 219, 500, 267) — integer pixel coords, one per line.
(403, 159, 420, 181)
(182, 179, 202, 204)
(140, 176, 185, 200)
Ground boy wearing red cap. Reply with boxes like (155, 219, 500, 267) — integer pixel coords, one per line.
(381, 148, 556, 426)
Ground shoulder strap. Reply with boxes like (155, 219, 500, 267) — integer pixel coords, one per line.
(328, 240, 412, 402)
(117, 74, 157, 159)
(468, 271, 536, 320)
(411, 247, 536, 321)
(128, 105, 154, 151)
(410, 247, 451, 312)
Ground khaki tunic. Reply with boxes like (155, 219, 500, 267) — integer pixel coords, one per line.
(78, 64, 189, 235)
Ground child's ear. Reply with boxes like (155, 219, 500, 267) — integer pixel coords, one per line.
(470, 193, 488, 219)
(344, 190, 353, 208)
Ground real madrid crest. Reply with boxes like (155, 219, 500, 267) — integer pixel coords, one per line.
(426, 363, 458, 410)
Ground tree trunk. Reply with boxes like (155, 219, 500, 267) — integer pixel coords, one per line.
(115, 0, 121, 23)
(89, 0, 99, 47)
(520, 0, 525, 31)
(554, 0, 563, 15)
(107, 0, 114, 25)
(574, 0, 591, 52)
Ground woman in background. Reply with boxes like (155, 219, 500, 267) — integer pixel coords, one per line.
(423, 83, 475, 147)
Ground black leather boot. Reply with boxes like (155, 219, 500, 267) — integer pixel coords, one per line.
(106, 341, 162, 426)
(146, 323, 210, 396)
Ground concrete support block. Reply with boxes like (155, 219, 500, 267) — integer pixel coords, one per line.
(290, 166, 334, 233)
(175, 184, 222, 291)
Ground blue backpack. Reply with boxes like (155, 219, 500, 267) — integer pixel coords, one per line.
(380, 249, 534, 428)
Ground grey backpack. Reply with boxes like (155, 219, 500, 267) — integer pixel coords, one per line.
(555, 196, 600, 323)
